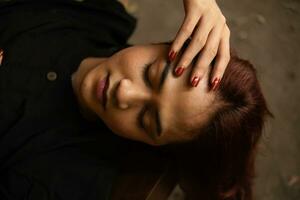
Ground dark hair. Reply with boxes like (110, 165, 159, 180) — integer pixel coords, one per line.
(165, 51, 272, 200)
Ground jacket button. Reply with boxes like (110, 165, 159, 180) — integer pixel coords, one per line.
(47, 71, 57, 81)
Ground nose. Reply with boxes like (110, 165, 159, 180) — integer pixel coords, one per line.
(116, 79, 150, 109)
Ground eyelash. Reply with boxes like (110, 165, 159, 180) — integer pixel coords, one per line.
(137, 105, 148, 131)
(142, 63, 152, 88)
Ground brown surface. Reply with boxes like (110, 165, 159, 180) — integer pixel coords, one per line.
(110, 151, 177, 200)
(125, 0, 300, 199)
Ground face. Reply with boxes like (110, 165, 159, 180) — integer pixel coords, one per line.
(71, 44, 217, 145)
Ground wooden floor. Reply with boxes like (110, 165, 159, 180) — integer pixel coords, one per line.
(126, 0, 300, 199)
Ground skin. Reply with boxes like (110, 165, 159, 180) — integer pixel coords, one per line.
(71, 44, 217, 146)
(170, 0, 230, 86)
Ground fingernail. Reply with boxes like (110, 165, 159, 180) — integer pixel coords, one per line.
(211, 77, 221, 91)
(0, 49, 3, 66)
(168, 51, 177, 62)
(191, 76, 200, 87)
(175, 66, 185, 76)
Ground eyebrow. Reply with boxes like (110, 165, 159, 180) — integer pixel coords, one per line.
(155, 60, 171, 136)
(158, 60, 171, 91)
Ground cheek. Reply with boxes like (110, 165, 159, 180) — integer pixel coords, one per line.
(101, 111, 153, 144)
(101, 110, 140, 139)
(111, 49, 154, 80)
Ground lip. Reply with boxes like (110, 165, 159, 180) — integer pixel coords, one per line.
(96, 74, 110, 109)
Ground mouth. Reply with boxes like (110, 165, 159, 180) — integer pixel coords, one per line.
(96, 74, 110, 110)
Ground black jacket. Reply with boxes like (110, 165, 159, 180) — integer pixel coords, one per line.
(0, 0, 136, 199)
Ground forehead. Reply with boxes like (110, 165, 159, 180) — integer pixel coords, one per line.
(162, 75, 216, 143)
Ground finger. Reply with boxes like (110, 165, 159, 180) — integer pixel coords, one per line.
(168, 11, 200, 63)
(189, 22, 224, 87)
(174, 15, 215, 76)
(210, 25, 231, 91)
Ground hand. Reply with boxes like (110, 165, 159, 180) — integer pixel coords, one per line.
(169, 0, 230, 90)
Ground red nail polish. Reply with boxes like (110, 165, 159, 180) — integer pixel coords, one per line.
(191, 76, 200, 87)
(168, 51, 177, 62)
(0, 49, 3, 66)
(211, 78, 221, 91)
(175, 66, 185, 76)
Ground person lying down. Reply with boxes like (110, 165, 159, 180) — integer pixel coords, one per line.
(71, 42, 272, 199)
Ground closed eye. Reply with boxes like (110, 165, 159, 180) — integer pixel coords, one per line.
(137, 104, 148, 131)
(141, 62, 152, 88)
